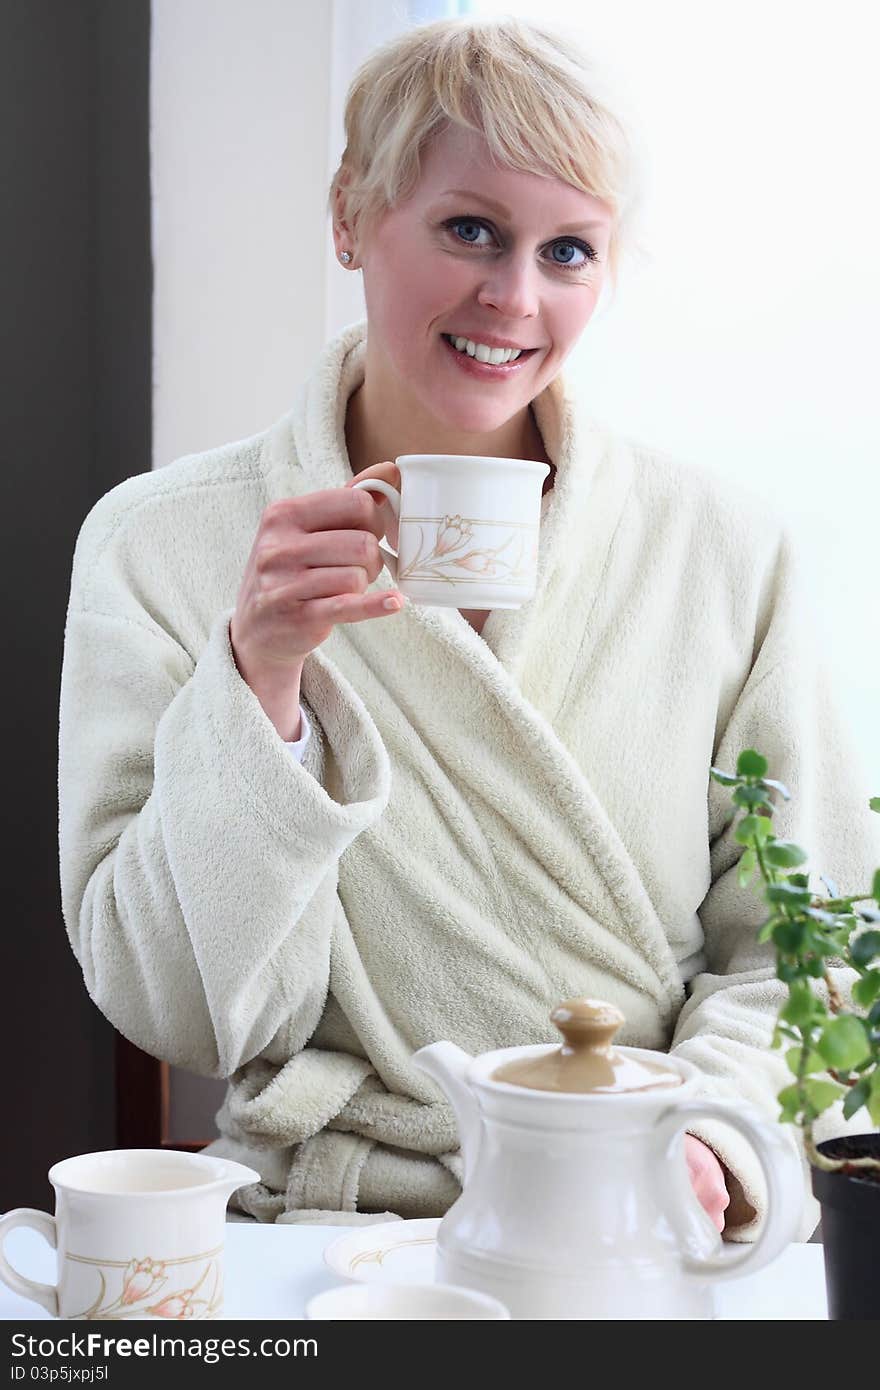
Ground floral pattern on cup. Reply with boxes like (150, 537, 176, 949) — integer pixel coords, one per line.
(68, 1249, 223, 1320)
(399, 515, 538, 586)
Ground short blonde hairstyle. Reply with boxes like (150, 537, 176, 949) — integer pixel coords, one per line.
(328, 14, 643, 293)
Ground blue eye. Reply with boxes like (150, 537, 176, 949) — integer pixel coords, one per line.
(452, 219, 489, 245)
(445, 217, 598, 272)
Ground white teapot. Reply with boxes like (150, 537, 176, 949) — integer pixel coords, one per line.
(413, 999, 804, 1320)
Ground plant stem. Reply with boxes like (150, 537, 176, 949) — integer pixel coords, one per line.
(814, 893, 875, 907)
(753, 837, 771, 887)
(823, 969, 844, 1013)
(804, 1125, 880, 1172)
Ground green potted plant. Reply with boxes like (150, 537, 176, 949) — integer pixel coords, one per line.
(710, 749, 880, 1320)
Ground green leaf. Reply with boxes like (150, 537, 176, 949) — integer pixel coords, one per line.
(868, 1075, 880, 1128)
(735, 815, 774, 845)
(758, 915, 781, 943)
(766, 882, 812, 908)
(773, 1021, 801, 1046)
(772, 919, 807, 952)
(805, 956, 826, 978)
(737, 749, 768, 778)
(804, 907, 839, 927)
(816, 1016, 872, 1070)
(733, 785, 772, 810)
(777, 1083, 802, 1122)
(789, 874, 810, 889)
(737, 847, 757, 888)
(803, 1079, 846, 1115)
(785, 1045, 825, 1077)
(869, 798, 880, 814)
(764, 841, 809, 868)
(851, 931, 880, 968)
(710, 767, 740, 787)
(868, 1000, 880, 1027)
(853, 973, 880, 1008)
(824, 898, 854, 913)
(761, 777, 791, 801)
(873, 869, 880, 903)
(777, 961, 805, 984)
(843, 1077, 871, 1121)
(781, 982, 819, 1026)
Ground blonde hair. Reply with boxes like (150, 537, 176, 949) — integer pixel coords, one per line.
(328, 14, 644, 294)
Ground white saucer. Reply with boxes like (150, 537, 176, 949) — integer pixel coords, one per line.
(323, 1219, 440, 1285)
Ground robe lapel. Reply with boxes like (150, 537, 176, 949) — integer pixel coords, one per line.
(276, 321, 685, 1012)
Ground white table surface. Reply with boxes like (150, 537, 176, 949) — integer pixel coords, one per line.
(0, 1224, 827, 1321)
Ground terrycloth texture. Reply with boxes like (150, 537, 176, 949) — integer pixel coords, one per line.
(59, 319, 879, 1240)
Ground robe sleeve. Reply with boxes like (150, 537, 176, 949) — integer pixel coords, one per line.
(58, 495, 391, 1079)
(669, 527, 880, 1242)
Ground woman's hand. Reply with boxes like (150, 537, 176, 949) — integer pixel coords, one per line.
(345, 461, 401, 551)
(229, 484, 404, 736)
(685, 1135, 731, 1232)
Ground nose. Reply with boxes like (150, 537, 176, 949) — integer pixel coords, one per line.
(475, 251, 540, 323)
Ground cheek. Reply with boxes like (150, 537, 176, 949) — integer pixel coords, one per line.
(540, 282, 603, 357)
(368, 245, 457, 325)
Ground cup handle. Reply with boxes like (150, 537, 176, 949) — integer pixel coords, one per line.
(350, 479, 401, 580)
(652, 1099, 804, 1284)
(0, 1208, 59, 1316)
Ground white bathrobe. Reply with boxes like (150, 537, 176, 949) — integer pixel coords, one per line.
(58, 318, 880, 1239)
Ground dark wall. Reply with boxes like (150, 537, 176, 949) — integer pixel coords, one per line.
(0, 0, 151, 1209)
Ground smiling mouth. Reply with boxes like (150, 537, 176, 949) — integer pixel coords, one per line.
(440, 334, 539, 367)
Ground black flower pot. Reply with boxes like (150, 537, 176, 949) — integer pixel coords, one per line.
(811, 1134, 880, 1320)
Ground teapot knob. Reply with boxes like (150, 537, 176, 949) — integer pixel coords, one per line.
(550, 999, 625, 1055)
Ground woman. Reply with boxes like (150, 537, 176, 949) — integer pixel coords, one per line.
(58, 17, 877, 1237)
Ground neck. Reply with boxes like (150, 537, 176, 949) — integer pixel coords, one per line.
(344, 374, 553, 485)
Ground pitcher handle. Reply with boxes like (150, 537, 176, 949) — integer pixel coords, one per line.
(0, 1208, 59, 1316)
(350, 479, 400, 580)
(652, 1099, 803, 1283)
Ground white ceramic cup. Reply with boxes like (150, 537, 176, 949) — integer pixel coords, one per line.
(352, 454, 551, 609)
(0, 1149, 258, 1320)
(305, 1281, 511, 1320)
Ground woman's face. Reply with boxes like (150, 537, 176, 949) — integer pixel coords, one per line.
(345, 123, 614, 440)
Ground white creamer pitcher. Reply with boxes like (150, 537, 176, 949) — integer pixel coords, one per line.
(0, 1148, 259, 1319)
(413, 999, 804, 1320)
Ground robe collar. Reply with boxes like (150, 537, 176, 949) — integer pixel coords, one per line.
(270, 318, 615, 667)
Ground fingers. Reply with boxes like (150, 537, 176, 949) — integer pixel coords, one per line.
(264, 488, 388, 541)
(269, 565, 371, 602)
(345, 460, 401, 492)
(345, 463, 401, 550)
(300, 589, 404, 626)
(258, 530, 385, 586)
(684, 1135, 731, 1233)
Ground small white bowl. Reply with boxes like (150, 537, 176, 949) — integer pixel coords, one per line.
(305, 1282, 510, 1320)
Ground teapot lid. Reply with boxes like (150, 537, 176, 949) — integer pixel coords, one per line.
(490, 999, 682, 1094)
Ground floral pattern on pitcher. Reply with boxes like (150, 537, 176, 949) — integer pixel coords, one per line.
(68, 1248, 223, 1320)
(399, 514, 537, 585)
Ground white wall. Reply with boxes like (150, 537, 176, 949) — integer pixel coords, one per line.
(151, 0, 334, 468)
(474, 0, 880, 791)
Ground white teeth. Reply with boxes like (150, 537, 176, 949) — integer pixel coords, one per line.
(446, 335, 522, 364)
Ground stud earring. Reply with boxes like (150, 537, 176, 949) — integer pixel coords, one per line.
(340, 251, 352, 264)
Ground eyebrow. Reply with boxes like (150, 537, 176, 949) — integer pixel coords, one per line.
(436, 188, 608, 233)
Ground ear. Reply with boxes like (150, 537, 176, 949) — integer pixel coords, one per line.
(331, 171, 355, 260)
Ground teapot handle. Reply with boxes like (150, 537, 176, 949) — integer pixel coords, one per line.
(652, 1099, 804, 1283)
